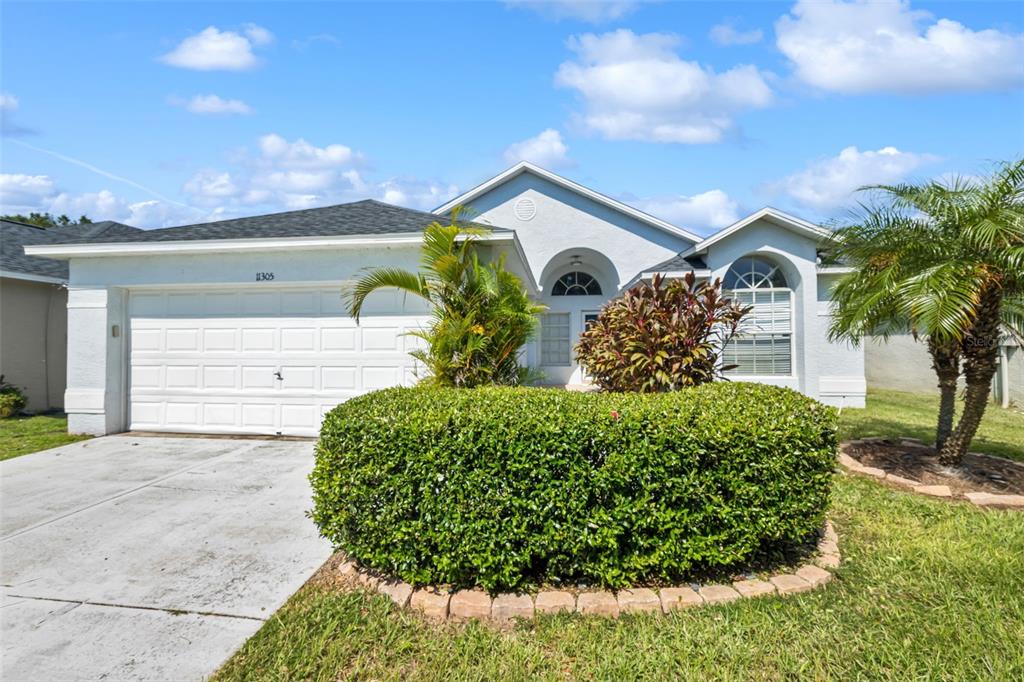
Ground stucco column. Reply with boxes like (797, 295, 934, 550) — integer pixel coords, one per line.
(66, 287, 127, 435)
(797, 276, 820, 399)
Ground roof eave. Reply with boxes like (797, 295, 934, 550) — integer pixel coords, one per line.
(25, 230, 517, 259)
(0, 269, 67, 284)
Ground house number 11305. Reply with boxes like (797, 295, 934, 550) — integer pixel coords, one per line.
(256, 272, 275, 281)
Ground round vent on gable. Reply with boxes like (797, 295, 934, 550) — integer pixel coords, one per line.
(514, 197, 537, 221)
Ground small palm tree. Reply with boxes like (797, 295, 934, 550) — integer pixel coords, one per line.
(829, 158, 1024, 466)
(345, 211, 545, 388)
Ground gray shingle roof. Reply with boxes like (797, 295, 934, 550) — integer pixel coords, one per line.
(2, 219, 141, 280)
(56, 200, 504, 245)
(647, 253, 708, 272)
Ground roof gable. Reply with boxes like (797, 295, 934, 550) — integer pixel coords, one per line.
(685, 207, 831, 256)
(435, 162, 702, 244)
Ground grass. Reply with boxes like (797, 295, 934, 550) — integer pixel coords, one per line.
(0, 413, 90, 461)
(839, 389, 1024, 462)
(215, 390, 1024, 681)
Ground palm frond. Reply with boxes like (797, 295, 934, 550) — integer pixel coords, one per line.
(344, 267, 427, 322)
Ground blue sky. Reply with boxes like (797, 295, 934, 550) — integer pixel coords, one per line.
(2, 0, 1022, 234)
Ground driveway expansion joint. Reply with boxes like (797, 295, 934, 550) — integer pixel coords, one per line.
(6, 592, 267, 622)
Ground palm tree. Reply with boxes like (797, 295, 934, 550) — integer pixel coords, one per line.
(829, 158, 1024, 466)
(345, 211, 545, 388)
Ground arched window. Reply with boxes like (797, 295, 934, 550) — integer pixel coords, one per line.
(723, 256, 792, 376)
(551, 271, 602, 296)
(723, 257, 787, 290)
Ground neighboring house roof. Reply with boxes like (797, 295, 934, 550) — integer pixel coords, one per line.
(434, 161, 704, 244)
(1, 219, 140, 282)
(53, 200, 500, 245)
(48, 220, 143, 241)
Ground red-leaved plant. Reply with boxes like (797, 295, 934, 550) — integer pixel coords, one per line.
(575, 273, 751, 392)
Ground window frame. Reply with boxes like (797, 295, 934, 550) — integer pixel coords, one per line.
(539, 312, 572, 366)
(551, 271, 603, 296)
(723, 257, 796, 377)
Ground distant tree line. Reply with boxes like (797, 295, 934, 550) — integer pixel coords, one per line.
(1, 212, 93, 228)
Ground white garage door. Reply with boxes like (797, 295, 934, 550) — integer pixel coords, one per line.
(128, 287, 428, 436)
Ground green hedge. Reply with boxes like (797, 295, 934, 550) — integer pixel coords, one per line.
(310, 383, 837, 592)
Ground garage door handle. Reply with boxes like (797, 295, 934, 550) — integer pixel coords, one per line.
(274, 371, 283, 381)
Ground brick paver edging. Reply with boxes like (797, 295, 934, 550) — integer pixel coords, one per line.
(335, 521, 841, 622)
(839, 439, 1024, 510)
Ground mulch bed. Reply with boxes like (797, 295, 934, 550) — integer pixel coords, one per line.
(844, 438, 1024, 496)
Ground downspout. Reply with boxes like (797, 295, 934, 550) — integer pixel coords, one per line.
(43, 283, 54, 410)
(998, 343, 1010, 409)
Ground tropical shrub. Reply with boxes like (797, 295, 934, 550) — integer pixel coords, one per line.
(310, 383, 836, 592)
(345, 214, 545, 387)
(575, 273, 751, 392)
(0, 376, 27, 418)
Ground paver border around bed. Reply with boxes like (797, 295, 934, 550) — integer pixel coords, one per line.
(334, 521, 842, 622)
(839, 439, 1024, 510)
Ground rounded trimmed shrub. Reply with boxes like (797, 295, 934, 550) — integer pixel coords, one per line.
(311, 383, 837, 592)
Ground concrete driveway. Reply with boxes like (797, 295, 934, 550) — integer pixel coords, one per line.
(1, 435, 333, 681)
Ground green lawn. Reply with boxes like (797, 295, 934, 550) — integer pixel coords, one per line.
(839, 389, 1023, 462)
(215, 390, 1024, 681)
(0, 413, 90, 461)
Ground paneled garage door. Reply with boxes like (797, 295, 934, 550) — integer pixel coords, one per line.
(128, 287, 428, 436)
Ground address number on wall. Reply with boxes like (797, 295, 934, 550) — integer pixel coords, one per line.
(256, 272, 275, 282)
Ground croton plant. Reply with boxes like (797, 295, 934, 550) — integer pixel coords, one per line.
(575, 273, 751, 393)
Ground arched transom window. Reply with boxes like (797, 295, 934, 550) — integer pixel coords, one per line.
(723, 256, 792, 376)
(723, 257, 787, 290)
(551, 271, 602, 296)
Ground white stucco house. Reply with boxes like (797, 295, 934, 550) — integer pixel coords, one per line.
(25, 162, 864, 437)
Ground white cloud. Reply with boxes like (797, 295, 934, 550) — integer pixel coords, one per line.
(0, 93, 33, 135)
(556, 29, 773, 143)
(1, 173, 55, 207)
(182, 170, 239, 200)
(633, 189, 740, 232)
(503, 129, 571, 168)
(709, 22, 763, 46)
(773, 146, 938, 210)
(378, 177, 460, 210)
(182, 134, 458, 212)
(507, 1, 638, 23)
(1, 173, 200, 228)
(776, 0, 1024, 94)
(243, 23, 274, 46)
(191, 95, 251, 115)
(50, 192, 200, 227)
(160, 25, 273, 71)
(174, 94, 253, 115)
(257, 133, 358, 169)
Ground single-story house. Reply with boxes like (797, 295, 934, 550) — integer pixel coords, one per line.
(25, 162, 865, 437)
(1, 218, 139, 412)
